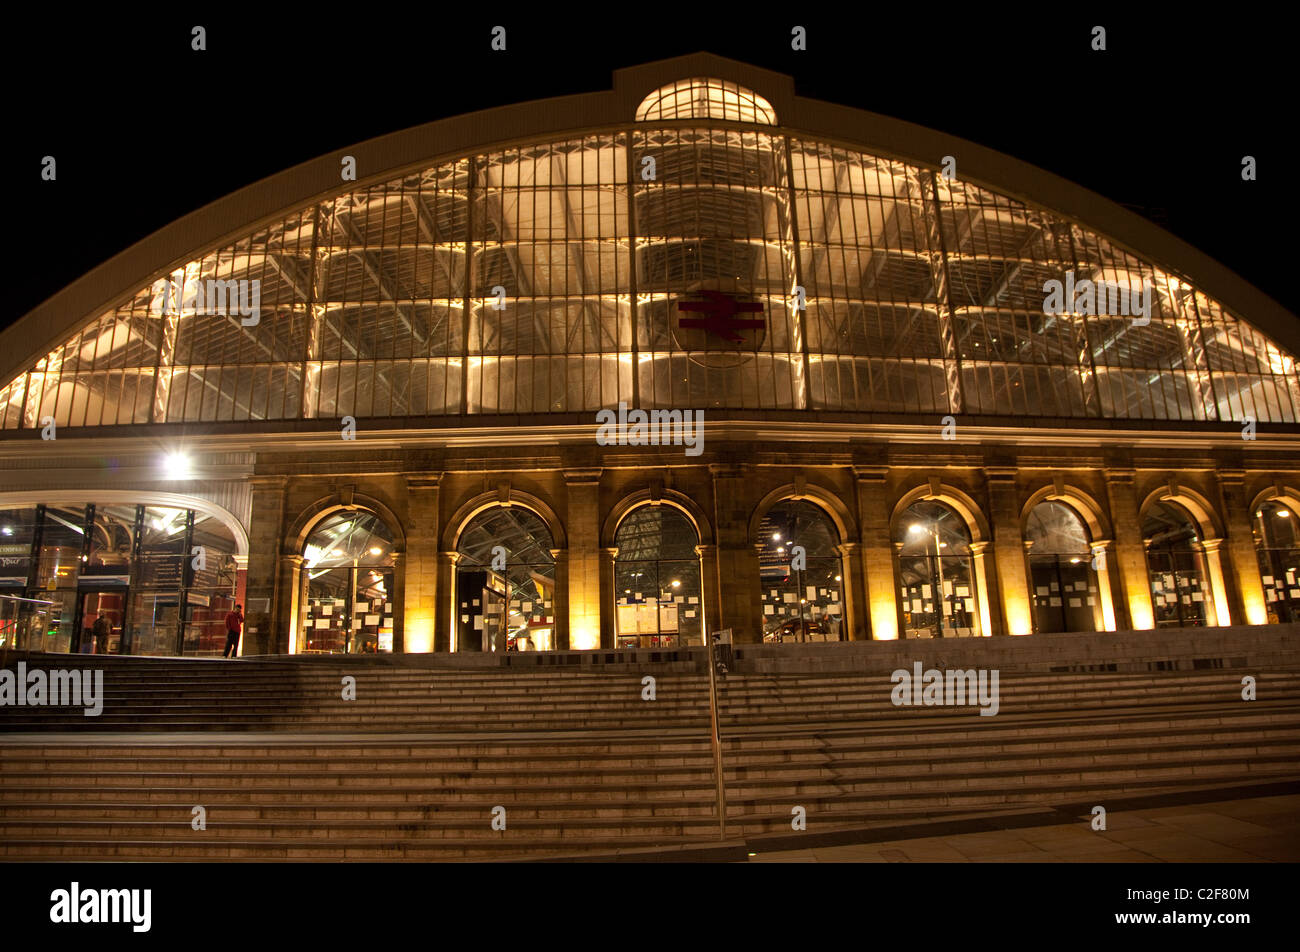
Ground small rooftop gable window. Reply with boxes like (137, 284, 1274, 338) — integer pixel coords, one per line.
(635, 78, 776, 124)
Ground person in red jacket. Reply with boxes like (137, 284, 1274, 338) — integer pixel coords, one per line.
(223, 604, 244, 658)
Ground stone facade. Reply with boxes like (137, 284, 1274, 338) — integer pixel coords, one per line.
(222, 436, 1300, 653)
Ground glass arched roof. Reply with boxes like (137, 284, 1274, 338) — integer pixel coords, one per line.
(2, 106, 1297, 429)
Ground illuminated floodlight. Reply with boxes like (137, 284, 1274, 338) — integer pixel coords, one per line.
(162, 450, 192, 480)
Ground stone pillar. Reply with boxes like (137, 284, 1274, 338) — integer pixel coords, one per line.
(564, 471, 602, 650)
(1090, 539, 1118, 632)
(1217, 471, 1268, 626)
(232, 558, 249, 657)
(1199, 539, 1232, 628)
(709, 464, 762, 644)
(599, 547, 617, 649)
(836, 541, 866, 641)
(968, 542, 995, 638)
(854, 467, 898, 640)
(550, 548, 570, 650)
(388, 552, 406, 653)
(435, 551, 460, 652)
(695, 543, 722, 644)
(244, 477, 286, 655)
(986, 469, 1032, 636)
(1105, 470, 1154, 630)
(277, 553, 304, 655)
(403, 474, 442, 653)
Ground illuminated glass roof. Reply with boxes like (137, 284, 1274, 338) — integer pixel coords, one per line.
(2, 79, 1296, 428)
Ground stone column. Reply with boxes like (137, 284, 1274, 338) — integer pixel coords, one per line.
(695, 543, 722, 645)
(835, 541, 866, 641)
(564, 471, 602, 650)
(1105, 470, 1154, 630)
(1090, 539, 1118, 632)
(1217, 470, 1268, 626)
(709, 464, 762, 644)
(550, 548, 570, 650)
(599, 547, 617, 649)
(986, 468, 1031, 636)
(403, 474, 442, 653)
(435, 551, 460, 652)
(244, 476, 286, 655)
(854, 467, 898, 640)
(968, 541, 995, 638)
(1199, 538, 1232, 628)
(388, 552, 406, 654)
(277, 553, 304, 655)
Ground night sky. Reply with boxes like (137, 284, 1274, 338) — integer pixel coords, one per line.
(4, 8, 1292, 328)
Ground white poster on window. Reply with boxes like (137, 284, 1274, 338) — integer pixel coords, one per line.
(365, 614, 381, 626)
(764, 605, 775, 615)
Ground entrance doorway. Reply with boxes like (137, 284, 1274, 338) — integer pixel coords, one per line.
(77, 591, 125, 654)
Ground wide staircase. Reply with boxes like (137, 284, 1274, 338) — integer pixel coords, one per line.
(2, 653, 1299, 860)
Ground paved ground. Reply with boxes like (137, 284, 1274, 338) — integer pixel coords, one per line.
(746, 793, 1300, 862)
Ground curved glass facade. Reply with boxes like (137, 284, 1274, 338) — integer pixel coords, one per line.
(4, 79, 1297, 430)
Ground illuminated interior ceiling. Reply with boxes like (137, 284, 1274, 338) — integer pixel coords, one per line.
(2, 76, 1297, 428)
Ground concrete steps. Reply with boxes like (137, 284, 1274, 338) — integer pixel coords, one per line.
(3, 655, 1299, 860)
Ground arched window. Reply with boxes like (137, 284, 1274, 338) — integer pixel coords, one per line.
(614, 506, 702, 648)
(1024, 501, 1100, 633)
(300, 510, 395, 653)
(894, 500, 978, 639)
(456, 507, 556, 652)
(1254, 500, 1300, 623)
(757, 500, 842, 643)
(1142, 501, 1208, 628)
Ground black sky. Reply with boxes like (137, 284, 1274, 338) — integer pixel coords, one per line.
(5, 7, 1293, 326)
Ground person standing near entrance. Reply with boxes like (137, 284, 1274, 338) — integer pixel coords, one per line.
(223, 604, 244, 658)
(91, 611, 112, 654)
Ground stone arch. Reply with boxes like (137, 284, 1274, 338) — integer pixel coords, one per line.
(1249, 483, 1300, 517)
(287, 492, 406, 555)
(1138, 483, 1225, 540)
(441, 488, 567, 553)
(748, 482, 857, 546)
(601, 488, 714, 549)
(889, 481, 990, 543)
(1019, 483, 1113, 542)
